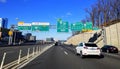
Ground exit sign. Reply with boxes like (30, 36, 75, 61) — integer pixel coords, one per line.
(57, 21, 69, 32)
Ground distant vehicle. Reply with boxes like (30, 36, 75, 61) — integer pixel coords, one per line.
(101, 45, 118, 53)
(75, 42, 101, 58)
(55, 42, 58, 46)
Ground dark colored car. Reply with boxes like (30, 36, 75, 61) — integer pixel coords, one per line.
(101, 45, 119, 53)
(55, 42, 58, 46)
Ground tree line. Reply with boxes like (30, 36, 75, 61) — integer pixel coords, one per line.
(72, 0, 120, 36)
(82, 0, 120, 27)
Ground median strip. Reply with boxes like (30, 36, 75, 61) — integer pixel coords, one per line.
(14, 44, 54, 69)
(1, 44, 54, 69)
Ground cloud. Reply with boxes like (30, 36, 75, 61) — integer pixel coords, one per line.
(53, 12, 72, 20)
(66, 12, 72, 16)
(62, 12, 72, 18)
(58, 12, 72, 18)
(0, 0, 7, 3)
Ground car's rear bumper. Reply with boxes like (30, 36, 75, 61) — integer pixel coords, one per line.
(82, 50, 101, 56)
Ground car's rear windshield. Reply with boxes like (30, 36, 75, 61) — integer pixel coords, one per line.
(85, 43, 97, 47)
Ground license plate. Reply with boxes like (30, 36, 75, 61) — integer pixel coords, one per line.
(90, 48, 96, 50)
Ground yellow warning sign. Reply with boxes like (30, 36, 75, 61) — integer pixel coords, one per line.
(18, 22, 24, 25)
(8, 31, 13, 36)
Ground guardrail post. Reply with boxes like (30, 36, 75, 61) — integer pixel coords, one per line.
(18, 50, 22, 64)
(0, 53, 6, 69)
(40, 46, 41, 52)
(32, 47, 35, 56)
(39, 46, 41, 53)
(36, 46, 38, 54)
(37, 46, 39, 54)
(27, 48, 30, 59)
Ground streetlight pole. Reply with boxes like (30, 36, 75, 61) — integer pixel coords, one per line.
(13, 18, 19, 45)
(13, 30, 16, 45)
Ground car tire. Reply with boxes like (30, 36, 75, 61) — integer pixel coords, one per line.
(75, 50, 79, 55)
(107, 50, 109, 53)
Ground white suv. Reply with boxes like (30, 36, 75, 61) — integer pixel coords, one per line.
(75, 42, 101, 58)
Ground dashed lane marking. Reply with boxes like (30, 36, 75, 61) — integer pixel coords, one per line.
(64, 51, 68, 55)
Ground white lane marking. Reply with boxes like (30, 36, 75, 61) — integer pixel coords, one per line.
(64, 51, 68, 55)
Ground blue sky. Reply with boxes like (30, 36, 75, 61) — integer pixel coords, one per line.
(0, 0, 97, 40)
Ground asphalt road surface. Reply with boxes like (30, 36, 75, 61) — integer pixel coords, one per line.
(0, 44, 50, 65)
(22, 45, 120, 69)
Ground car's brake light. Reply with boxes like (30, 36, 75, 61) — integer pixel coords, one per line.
(84, 46, 88, 49)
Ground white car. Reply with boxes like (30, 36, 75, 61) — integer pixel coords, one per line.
(75, 42, 101, 58)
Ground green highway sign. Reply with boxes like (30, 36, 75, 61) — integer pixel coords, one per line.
(31, 25, 40, 31)
(93, 27, 99, 30)
(85, 22, 93, 30)
(39, 25, 49, 31)
(18, 23, 31, 30)
(31, 25, 49, 31)
(32, 22, 49, 31)
(71, 22, 84, 31)
(82, 22, 93, 31)
(57, 21, 69, 32)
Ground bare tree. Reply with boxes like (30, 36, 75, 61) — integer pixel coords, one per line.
(85, 5, 97, 27)
(84, 0, 120, 28)
(81, 16, 91, 24)
(110, 0, 120, 20)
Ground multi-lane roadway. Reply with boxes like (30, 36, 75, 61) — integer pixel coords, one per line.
(21, 45, 120, 69)
(0, 44, 50, 66)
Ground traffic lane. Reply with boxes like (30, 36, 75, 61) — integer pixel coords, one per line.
(60, 45, 76, 54)
(62, 45, 120, 69)
(61, 45, 120, 59)
(22, 45, 120, 69)
(22, 46, 83, 69)
(0, 44, 49, 56)
(0, 45, 35, 65)
(102, 52, 120, 60)
(0, 44, 49, 65)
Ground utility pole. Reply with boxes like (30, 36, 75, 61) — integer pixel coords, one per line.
(11, 25, 17, 45)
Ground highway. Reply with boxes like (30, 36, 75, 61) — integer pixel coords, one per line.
(0, 44, 50, 66)
(22, 45, 120, 69)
